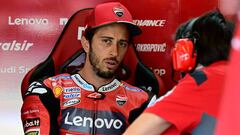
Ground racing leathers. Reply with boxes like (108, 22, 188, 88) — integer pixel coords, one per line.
(21, 73, 155, 135)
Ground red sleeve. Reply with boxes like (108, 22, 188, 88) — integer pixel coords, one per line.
(145, 74, 202, 132)
(21, 95, 51, 134)
(21, 81, 60, 135)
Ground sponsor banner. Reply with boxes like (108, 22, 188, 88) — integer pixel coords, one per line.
(49, 75, 71, 81)
(122, 84, 143, 92)
(63, 93, 81, 99)
(72, 74, 94, 91)
(8, 16, 49, 26)
(23, 118, 40, 130)
(0, 65, 31, 74)
(98, 79, 120, 92)
(0, 40, 34, 52)
(136, 43, 167, 52)
(63, 99, 81, 107)
(150, 67, 166, 77)
(61, 108, 126, 135)
(21, 106, 40, 116)
(64, 87, 81, 93)
(133, 19, 167, 27)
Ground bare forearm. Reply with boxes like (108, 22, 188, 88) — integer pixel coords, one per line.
(124, 113, 171, 135)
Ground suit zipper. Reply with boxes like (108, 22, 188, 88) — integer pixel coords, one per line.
(92, 99, 98, 135)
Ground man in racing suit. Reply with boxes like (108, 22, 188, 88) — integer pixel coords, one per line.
(21, 2, 155, 135)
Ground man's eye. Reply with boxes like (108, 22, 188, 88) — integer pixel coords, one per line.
(102, 39, 112, 44)
(119, 41, 128, 47)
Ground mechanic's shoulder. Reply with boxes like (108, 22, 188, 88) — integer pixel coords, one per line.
(188, 69, 208, 85)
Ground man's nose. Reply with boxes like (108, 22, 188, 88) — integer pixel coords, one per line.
(110, 43, 118, 57)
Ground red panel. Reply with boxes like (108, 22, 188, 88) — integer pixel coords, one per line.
(122, 0, 179, 91)
(122, 0, 218, 91)
(180, 0, 219, 23)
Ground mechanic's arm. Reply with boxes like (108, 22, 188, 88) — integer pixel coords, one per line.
(123, 113, 171, 135)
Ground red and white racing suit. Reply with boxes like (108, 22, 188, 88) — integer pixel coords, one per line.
(21, 73, 154, 135)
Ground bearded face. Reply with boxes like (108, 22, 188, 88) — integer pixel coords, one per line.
(85, 23, 130, 79)
(89, 45, 117, 79)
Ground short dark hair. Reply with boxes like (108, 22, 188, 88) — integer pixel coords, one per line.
(84, 28, 96, 44)
(175, 11, 235, 66)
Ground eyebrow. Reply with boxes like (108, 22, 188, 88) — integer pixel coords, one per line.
(100, 36, 129, 42)
(100, 36, 114, 40)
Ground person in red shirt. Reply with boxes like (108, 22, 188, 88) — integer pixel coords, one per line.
(124, 11, 234, 135)
(21, 2, 155, 135)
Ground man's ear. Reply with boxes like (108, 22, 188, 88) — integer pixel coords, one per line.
(81, 36, 90, 53)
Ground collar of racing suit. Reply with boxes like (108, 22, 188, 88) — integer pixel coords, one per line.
(71, 74, 121, 92)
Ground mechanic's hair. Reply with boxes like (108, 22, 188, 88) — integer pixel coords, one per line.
(175, 11, 235, 66)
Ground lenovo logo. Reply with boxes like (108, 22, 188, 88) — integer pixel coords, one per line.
(64, 112, 123, 129)
(61, 108, 126, 134)
(8, 16, 48, 25)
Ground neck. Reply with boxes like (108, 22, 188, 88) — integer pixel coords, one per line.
(78, 61, 114, 90)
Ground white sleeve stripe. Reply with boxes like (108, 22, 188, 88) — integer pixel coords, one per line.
(25, 81, 47, 95)
(147, 95, 157, 107)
